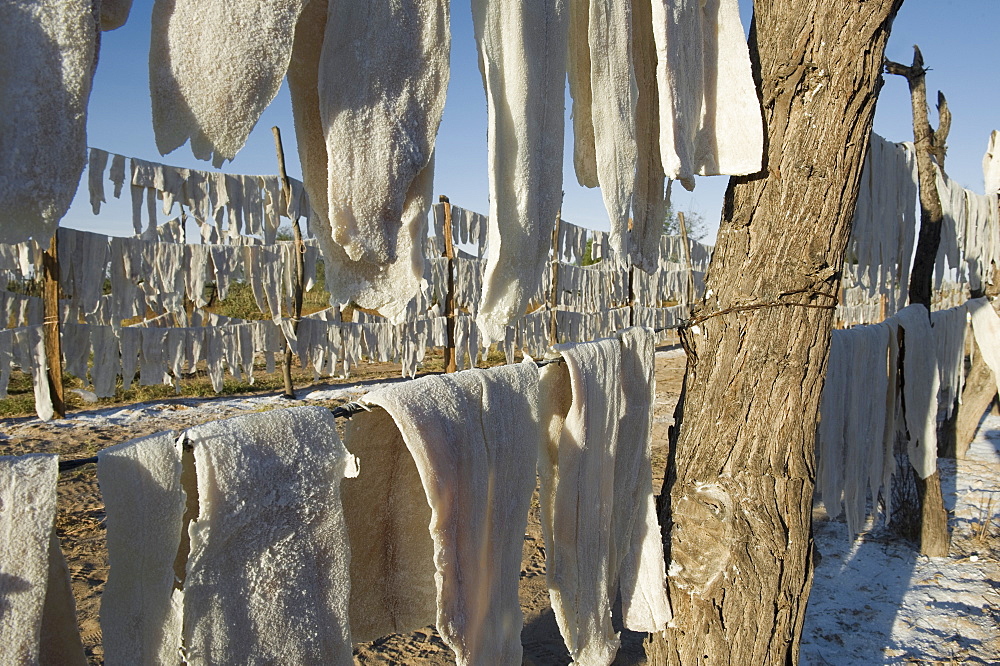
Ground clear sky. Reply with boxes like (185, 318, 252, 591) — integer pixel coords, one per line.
(63, 0, 999, 245)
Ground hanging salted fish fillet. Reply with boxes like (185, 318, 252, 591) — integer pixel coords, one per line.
(99, 0, 133, 31)
(474, 0, 569, 344)
(985, 130, 1000, 195)
(322, 156, 436, 324)
(0, 0, 98, 244)
(588, 0, 638, 265)
(89, 149, 110, 215)
(287, 0, 330, 227)
(650, 0, 762, 189)
(568, 0, 599, 188)
(290, 0, 443, 322)
(318, 0, 450, 264)
(149, 0, 307, 166)
(630, 0, 667, 272)
(695, 0, 762, 177)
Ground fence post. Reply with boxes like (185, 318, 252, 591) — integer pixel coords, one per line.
(548, 208, 562, 345)
(677, 211, 696, 311)
(440, 195, 458, 373)
(272, 126, 304, 398)
(42, 232, 65, 418)
(627, 262, 636, 328)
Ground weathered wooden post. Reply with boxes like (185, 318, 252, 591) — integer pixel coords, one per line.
(42, 232, 65, 418)
(440, 195, 457, 373)
(677, 211, 696, 311)
(272, 126, 305, 399)
(548, 207, 562, 345)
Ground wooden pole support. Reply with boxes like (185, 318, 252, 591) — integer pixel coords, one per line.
(548, 206, 562, 345)
(42, 232, 65, 418)
(627, 262, 636, 328)
(272, 126, 305, 399)
(677, 211, 696, 311)
(441, 195, 458, 373)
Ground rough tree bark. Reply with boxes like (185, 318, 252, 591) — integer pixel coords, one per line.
(884, 46, 951, 557)
(646, 1, 903, 663)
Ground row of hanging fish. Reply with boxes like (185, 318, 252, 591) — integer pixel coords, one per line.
(816, 298, 1000, 538)
(835, 280, 970, 328)
(1, 0, 760, 343)
(55, 227, 320, 324)
(1, 327, 670, 665)
(934, 165, 1000, 294)
(86, 149, 315, 243)
(844, 132, 1000, 316)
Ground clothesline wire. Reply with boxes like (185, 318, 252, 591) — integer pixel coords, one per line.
(676, 299, 837, 365)
(682, 298, 838, 328)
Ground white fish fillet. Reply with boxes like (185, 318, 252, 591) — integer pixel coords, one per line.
(290, 0, 435, 322)
(340, 408, 437, 642)
(182, 407, 358, 664)
(318, 0, 450, 264)
(538, 339, 624, 665)
(630, 0, 667, 272)
(361, 362, 539, 665)
(589, 0, 638, 264)
(98, 432, 186, 666)
(0, 455, 87, 665)
(149, 0, 306, 166)
(568, 0, 598, 188)
(100, 0, 133, 31)
(613, 327, 671, 632)
(320, 157, 434, 324)
(984, 130, 1000, 195)
(287, 0, 330, 226)
(474, 0, 569, 344)
(893, 305, 940, 480)
(694, 0, 762, 177)
(650, 0, 703, 189)
(0, 0, 97, 244)
(969, 298, 1000, 399)
(650, 0, 762, 189)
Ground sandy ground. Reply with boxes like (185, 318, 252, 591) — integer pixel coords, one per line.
(2, 348, 998, 664)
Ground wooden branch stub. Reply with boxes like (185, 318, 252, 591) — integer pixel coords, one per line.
(932, 91, 951, 169)
(884, 45, 926, 80)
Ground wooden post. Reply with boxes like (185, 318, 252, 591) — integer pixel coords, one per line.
(41, 232, 65, 418)
(272, 126, 305, 399)
(440, 195, 458, 373)
(677, 211, 696, 311)
(885, 46, 952, 557)
(548, 206, 562, 345)
(627, 266, 635, 327)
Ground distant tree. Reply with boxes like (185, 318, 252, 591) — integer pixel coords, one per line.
(662, 204, 708, 241)
(581, 239, 600, 266)
(275, 225, 295, 242)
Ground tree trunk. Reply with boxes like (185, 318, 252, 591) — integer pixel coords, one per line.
(884, 47, 951, 557)
(647, 1, 902, 663)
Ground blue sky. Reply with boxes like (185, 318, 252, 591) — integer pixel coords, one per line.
(65, 0, 999, 244)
